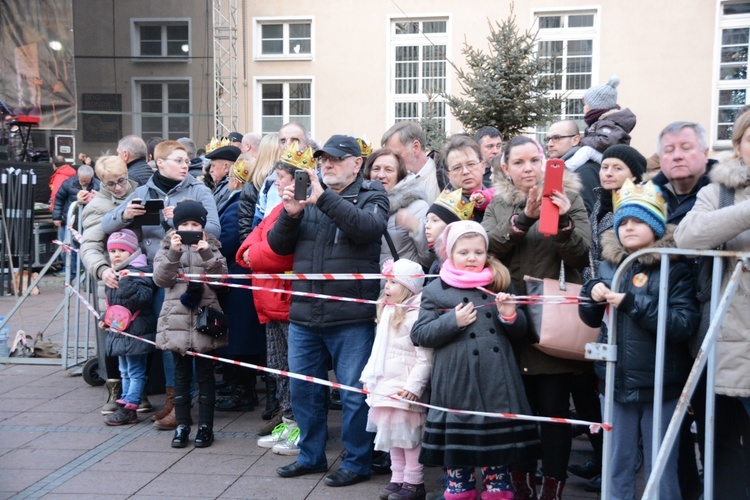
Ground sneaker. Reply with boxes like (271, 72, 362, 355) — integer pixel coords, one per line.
(272, 427, 300, 455)
(105, 405, 138, 426)
(389, 482, 426, 499)
(257, 417, 296, 448)
(380, 482, 402, 499)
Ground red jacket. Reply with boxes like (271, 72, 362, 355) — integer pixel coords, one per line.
(236, 203, 293, 323)
(49, 164, 76, 210)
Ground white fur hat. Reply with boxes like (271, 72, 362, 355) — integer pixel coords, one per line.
(382, 258, 424, 295)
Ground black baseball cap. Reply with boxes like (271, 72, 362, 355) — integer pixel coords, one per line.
(313, 135, 361, 158)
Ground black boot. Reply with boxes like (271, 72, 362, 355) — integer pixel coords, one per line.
(262, 377, 279, 420)
(171, 424, 190, 448)
(215, 384, 255, 411)
(194, 424, 214, 448)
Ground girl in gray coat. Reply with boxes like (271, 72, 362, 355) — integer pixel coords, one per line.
(153, 200, 228, 449)
(411, 221, 539, 500)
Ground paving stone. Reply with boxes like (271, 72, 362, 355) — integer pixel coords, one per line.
(0, 467, 57, 493)
(168, 451, 254, 475)
(136, 472, 236, 497)
(219, 475, 318, 499)
(88, 450, 180, 473)
(0, 448, 84, 470)
(25, 431, 112, 450)
(48, 469, 159, 495)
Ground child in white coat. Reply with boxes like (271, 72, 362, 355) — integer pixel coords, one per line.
(361, 258, 433, 500)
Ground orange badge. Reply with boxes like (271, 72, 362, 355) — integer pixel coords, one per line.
(632, 273, 648, 288)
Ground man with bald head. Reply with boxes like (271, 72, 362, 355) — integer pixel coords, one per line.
(546, 119, 600, 214)
(241, 132, 262, 158)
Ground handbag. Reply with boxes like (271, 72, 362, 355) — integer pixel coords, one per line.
(196, 306, 229, 338)
(523, 262, 599, 361)
(103, 301, 140, 332)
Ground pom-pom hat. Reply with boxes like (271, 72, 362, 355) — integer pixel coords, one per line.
(613, 179, 667, 239)
(107, 229, 139, 254)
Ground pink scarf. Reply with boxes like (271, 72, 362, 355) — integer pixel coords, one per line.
(439, 260, 494, 289)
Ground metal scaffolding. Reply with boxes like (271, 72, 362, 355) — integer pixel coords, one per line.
(212, 0, 239, 139)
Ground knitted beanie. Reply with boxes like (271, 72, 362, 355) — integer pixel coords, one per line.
(173, 199, 208, 228)
(443, 220, 489, 257)
(583, 76, 620, 110)
(613, 180, 667, 240)
(107, 229, 139, 254)
(602, 145, 647, 183)
(382, 258, 424, 295)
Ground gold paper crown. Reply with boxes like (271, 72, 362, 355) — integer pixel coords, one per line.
(434, 188, 475, 221)
(281, 141, 316, 169)
(357, 137, 373, 158)
(612, 179, 667, 218)
(232, 159, 251, 184)
(205, 137, 230, 153)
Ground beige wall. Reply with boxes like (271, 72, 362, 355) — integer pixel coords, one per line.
(241, 0, 721, 157)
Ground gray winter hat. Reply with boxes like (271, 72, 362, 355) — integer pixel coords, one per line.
(583, 76, 620, 110)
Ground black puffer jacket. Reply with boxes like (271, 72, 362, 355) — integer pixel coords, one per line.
(126, 157, 153, 187)
(579, 227, 699, 403)
(104, 251, 157, 356)
(268, 176, 389, 327)
(237, 181, 260, 242)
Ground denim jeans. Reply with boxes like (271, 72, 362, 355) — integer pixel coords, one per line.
(288, 322, 375, 475)
(605, 397, 681, 500)
(119, 354, 147, 405)
(152, 287, 175, 387)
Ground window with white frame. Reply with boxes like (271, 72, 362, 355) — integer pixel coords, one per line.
(534, 10, 597, 140)
(256, 19, 312, 59)
(132, 20, 190, 59)
(135, 81, 190, 140)
(715, 2, 750, 146)
(390, 18, 449, 135)
(257, 81, 312, 135)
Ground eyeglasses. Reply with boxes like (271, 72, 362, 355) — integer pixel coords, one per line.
(319, 154, 353, 164)
(165, 157, 190, 165)
(103, 177, 128, 189)
(447, 160, 482, 174)
(544, 134, 577, 143)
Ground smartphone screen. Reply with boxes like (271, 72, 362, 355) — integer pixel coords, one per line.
(176, 230, 202, 245)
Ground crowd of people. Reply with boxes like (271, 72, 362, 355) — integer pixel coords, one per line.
(57, 75, 750, 500)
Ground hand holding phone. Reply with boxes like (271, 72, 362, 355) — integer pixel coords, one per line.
(176, 230, 202, 246)
(539, 159, 565, 236)
(294, 170, 310, 200)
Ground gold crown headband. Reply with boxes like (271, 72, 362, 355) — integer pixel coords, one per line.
(612, 179, 667, 217)
(434, 188, 475, 220)
(205, 137, 230, 153)
(281, 141, 316, 169)
(357, 137, 373, 158)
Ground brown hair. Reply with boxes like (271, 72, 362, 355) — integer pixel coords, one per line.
(732, 111, 750, 157)
(154, 140, 187, 161)
(363, 148, 408, 184)
(441, 135, 481, 166)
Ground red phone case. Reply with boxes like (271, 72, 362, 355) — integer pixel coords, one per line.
(539, 159, 565, 236)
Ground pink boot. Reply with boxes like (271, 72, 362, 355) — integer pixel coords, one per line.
(444, 490, 477, 500)
(482, 491, 514, 499)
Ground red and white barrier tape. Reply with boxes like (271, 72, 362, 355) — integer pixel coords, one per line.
(125, 271, 437, 281)
(67, 226, 83, 243)
(65, 284, 611, 433)
(53, 240, 79, 254)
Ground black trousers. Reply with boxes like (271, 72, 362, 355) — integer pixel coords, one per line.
(173, 352, 215, 428)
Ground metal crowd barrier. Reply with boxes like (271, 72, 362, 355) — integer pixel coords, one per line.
(592, 247, 750, 499)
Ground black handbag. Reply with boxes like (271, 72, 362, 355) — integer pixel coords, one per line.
(196, 306, 229, 338)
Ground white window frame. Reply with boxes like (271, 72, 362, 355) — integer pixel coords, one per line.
(130, 18, 191, 62)
(532, 8, 599, 137)
(253, 77, 314, 136)
(131, 77, 192, 139)
(712, 2, 750, 149)
(387, 15, 451, 135)
(254, 17, 314, 61)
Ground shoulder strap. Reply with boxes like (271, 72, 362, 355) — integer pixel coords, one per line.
(383, 231, 399, 260)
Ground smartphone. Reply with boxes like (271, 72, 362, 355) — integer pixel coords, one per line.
(176, 230, 202, 245)
(294, 169, 310, 200)
(539, 158, 565, 236)
(141, 199, 165, 212)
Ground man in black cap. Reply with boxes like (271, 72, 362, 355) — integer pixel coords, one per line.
(268, 134, 389, 487)
(227, 132, 243, 148)
(205, 145, 241, 207)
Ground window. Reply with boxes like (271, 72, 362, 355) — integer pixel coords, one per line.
(256, 19, 313, 59)
(534, 10, 597, 141)
(257, 80, 312, 135)
(132, 19, 190, 59)
(714, 3, 750, 145)
(134, 81, 190, 140)
(390, 18, 449, 135)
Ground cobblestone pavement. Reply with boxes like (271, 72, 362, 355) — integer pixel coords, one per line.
(0, 275, 603, 499)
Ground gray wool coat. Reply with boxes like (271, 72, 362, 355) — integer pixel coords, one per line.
(153, 233, 229, 355)
(411, 279, 540, 467)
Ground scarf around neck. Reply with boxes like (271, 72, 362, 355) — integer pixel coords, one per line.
(439, 259, 493, 289)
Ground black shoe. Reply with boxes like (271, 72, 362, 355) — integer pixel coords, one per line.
(583, 475, 601, 492)
(194, 424, 214, 448)
(276, 461, 328, 478)
(171, 424, 190, 448)
(567, 459, 600, 480)
(329, 389, 343, 411)
(215, 385, 255, 411)
(324, 468, 370, 487)
(371, 450, 391, 475)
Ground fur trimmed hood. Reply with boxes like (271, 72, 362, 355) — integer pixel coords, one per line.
(600, 224, 678, 267)
(492, 166, 583, 207)
(387, 174, 428, 215)
(709, 157, 750, 190)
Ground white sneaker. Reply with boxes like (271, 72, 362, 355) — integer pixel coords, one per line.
(272, 426, 300, 455)
(257, 417, 296, 448)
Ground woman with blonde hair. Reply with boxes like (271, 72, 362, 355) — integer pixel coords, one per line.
(237, 132, 281, 240)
